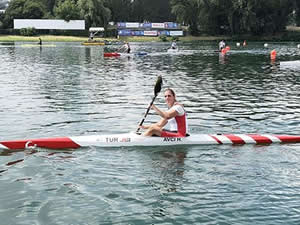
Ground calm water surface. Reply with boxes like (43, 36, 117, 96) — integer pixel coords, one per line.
(1, 41, 300, 224)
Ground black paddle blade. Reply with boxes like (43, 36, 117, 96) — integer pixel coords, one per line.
(154, 75, 163, 96)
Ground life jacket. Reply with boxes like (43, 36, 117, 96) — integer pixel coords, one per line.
(161, 112, 187, 137)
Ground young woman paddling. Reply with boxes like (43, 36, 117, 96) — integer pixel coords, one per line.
(140, 88, 188, 137)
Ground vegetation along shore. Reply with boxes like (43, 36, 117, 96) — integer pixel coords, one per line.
(1, 0, 300, 43)
(1, 28, 300, 43)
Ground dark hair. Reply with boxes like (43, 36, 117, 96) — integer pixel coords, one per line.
(165, 88, 176, 98)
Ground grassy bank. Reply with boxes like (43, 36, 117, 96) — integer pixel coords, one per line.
(0, 35, 88, 42)
(0, 34, 229, 43)
(1, 26, 300, 42)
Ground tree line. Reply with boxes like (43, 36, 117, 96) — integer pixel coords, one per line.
(0, 0, 300, 36)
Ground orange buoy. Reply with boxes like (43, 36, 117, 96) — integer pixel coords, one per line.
(270, 49, 276, 60)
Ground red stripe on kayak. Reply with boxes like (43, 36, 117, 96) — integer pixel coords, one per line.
(210, 135, 223, 144)
(274, 135, 300, 143)
(247, 134, 273, 144)
(1, 137, 81, 150)
(104, 52, 120, 57)
(224, 134, 245, 144)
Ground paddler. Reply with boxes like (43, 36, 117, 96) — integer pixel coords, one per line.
(120, 41, 131, 53)
(171, 40, 177, 49)
(219, 40, 225, 51)
(38, 37, 42, 45)
(140, 88, 188, 137)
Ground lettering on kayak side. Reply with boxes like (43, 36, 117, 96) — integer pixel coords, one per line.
(105, 137, 131, 143)
(163, 137, 182, 142)
(120, 137, 131, 142)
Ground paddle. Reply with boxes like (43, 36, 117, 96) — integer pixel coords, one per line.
(136, 75, 163, 133)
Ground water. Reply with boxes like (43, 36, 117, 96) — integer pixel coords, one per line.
(1, 41, 300, 224)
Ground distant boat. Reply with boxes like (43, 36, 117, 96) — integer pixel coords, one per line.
(167, 48, 179, 53)
(104, 52, 148, 57)
(280, 60, 300, 69)
(104, 52, 120, 57)
(81, 41, 105, 46)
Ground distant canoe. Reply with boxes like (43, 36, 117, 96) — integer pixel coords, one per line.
(167, 48, 179, 53)
(280, 60, 300, 69)
(119, 52, 148, 57)
(81, 41, 105, 46)
(104, 52, 120, 57)
(135, 51, 147, 56)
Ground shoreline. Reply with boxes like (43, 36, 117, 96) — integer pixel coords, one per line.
(1, 27, 300, 43)
(0, 35, 229, 43)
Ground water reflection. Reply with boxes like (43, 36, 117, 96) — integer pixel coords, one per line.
(149, 148, 187, 193)
(144, 147, 187, 219)
(218, 53, 229, 64)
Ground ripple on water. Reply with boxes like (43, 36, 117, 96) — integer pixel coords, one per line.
(1, 42, 300, 224)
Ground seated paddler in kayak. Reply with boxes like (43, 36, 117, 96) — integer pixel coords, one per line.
(171, 40, 177, 49)
(139, 88, 188, 137)
(119, 41, 131, 53)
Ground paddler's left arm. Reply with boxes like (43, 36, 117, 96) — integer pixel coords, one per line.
(151, 104, 177, 119)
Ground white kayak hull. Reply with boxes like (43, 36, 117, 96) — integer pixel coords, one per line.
(167, 48, 179, 53)
(1, 133, 300, 150)
(280, 60, 300, 69)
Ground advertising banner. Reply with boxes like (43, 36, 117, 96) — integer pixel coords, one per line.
(151, 23, 165, 29)
(126, 23, 140, 28)
(144, 30, 158, 36)
(170, 30, 183, 36)
(117, 22, 126, 28)
(164, 22, 179, 29)
(158, 30, 170, 36)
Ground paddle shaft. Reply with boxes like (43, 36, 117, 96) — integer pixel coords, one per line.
(136, 94, 157, 133)
(136, 75, 162, 133)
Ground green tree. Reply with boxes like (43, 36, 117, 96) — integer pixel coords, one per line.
(170, 0, 200, 35)
(78, 0, 111, 29)
(23, 0, 46, 19)
(42, 0, 58, 16)
(131, 0, 174, 22)
(294, 0, 300, 26)
(54, 0, 80, 21)
(131, 0, 144, 22)
(3, 0, 46, 28)
(107, 0, 132, 22)
(198, 0, 295, 35)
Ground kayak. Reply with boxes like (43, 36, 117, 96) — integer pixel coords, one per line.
(104, 52, 120, 57)
(1, 133, 300, 150)
(280, 60, 300, 69)
(134, 52, 147, 56)
(167, 48, 179, 53)
(119, 52, 148, 57)
(81, 41, 105, 46)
